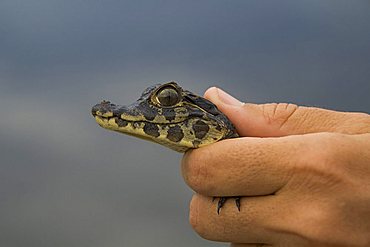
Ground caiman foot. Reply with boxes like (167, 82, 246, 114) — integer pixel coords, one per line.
(213, 196, 241, 214)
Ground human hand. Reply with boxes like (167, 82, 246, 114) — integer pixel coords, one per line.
(181, 87, 370, 246)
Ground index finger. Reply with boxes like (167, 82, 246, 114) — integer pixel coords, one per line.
(181, 133, 321, 197)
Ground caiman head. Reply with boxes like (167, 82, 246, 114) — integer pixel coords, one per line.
(91, 82, 238, 152)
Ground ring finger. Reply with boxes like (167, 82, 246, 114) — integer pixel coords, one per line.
(189, 194, 284, 244)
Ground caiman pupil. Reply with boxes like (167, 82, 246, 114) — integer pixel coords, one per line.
(155, 87, 180, 106)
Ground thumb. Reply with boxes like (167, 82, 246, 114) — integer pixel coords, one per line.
(204, 87, 370, 137)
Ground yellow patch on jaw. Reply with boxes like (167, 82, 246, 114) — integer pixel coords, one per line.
(120, 113, 146, 121)
(95, 116, 118, 130)
(108, 118, 118, 127)
(95, 116, 106, 125)
(152, 115, 167, 123)
(96, 110, 114, 118)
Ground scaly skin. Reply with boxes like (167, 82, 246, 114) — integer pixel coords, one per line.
(92, 82, 240, 213)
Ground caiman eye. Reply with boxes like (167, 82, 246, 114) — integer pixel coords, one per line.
(155, 87, 180, 106)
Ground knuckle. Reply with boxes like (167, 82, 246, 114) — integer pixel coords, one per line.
(299, 133, 349, 170)
(189, 195, 210, 239)
(314, 133, 350, 166)
(189, 195, 199, 229)
(293, 202, 338, 241)
(260, 103, 299, 127)
(261, 103, 278, 124)
(290, 133, 354, 194)
(293, 201, 369, 246)
(181, 150, 212, 194)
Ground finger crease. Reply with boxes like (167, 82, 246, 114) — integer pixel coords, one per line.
(278, 104, 299, 131)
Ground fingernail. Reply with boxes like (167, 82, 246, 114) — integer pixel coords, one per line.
(215, 88, 243, 106)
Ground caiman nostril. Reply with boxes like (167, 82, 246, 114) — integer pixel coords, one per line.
(91, 100, 116, 117)
(91, 105, 99, 116)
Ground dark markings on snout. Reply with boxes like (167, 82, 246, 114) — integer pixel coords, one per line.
(116, 118, 128, 127)
(141, 104, 158, 121)
(167, 125, 184, 142)
(192, 120, 209, 139)
(162, 108, 176, 121)
(143, 123, 160, 137)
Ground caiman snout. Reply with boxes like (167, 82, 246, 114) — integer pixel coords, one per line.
(91, 100, 115, 117)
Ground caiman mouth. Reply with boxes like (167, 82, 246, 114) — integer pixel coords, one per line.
(92, 100, 180, 145)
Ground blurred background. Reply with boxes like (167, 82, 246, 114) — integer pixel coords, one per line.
(1, 1, 369, 246)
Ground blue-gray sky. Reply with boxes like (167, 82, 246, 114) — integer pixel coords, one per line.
(1, 1, 369, 246)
